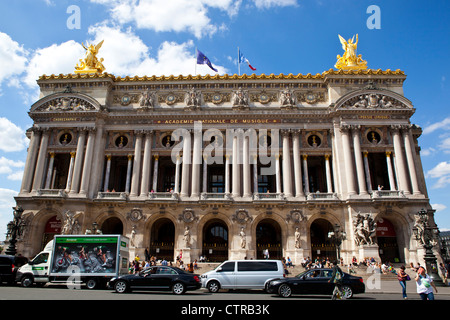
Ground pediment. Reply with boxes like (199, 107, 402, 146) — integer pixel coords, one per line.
(30, 92, 101, 113)
(334, 89, 413, 110)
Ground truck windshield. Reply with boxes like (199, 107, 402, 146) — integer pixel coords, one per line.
(32, 253, 49, 264)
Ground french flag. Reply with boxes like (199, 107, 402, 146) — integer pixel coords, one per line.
(239, 50, 256, 71)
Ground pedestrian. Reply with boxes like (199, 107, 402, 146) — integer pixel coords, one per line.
(397, 265, 410, 299)
(415, 267, 438, 300)
(328, 260, 345, 300)
(145, 247, 150, 262)
(439, 263, 448, 285)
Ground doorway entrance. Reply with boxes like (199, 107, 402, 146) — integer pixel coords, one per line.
(256, 219, 282, 259)
(202, 219, 228, 262)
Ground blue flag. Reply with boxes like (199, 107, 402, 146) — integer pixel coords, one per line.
(196, 49, 218, 72)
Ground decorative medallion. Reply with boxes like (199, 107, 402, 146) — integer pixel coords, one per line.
(165, 94, 177, 105)
(212, 93, 223, 104)
(232, 209, 253, 224)
(286, 209, 305, 224)
(258, 93, 270, 104)
(121, 95, 132, 106)
(127, 208, 145, 222)
(178, 208, 198, 223)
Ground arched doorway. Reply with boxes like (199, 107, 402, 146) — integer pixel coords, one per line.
(101, 217, 123, 235)
(42, 215, 62, 250)
(150, 218, 175, 261)
(310, 219, 336, 261)
(203, 219, 228, 262)
(376, 218, 400, 263)
(256, 219, 282, 259)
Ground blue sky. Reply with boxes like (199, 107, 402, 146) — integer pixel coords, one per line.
(0, 0, 449, 238)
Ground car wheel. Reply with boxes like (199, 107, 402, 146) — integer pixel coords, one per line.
(341, 285, 353, 299)
(114, 280, 129, 293)
(86, 278, 98, 290)
(207, 280, 220, 293)
(172, 282, 186, 295)
(278, 284, 292, 298)
(21, 275, 34, 288)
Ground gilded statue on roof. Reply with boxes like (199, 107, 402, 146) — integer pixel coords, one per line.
(335, 34, 367, 70)
(74, 40, 105, 74)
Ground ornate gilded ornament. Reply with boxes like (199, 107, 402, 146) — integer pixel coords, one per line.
(335, 34, 368, 71)
(74, 40, 106, 74)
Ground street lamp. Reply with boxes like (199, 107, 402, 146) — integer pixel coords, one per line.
(5, 206, 26, 256)
(412, 208, 445, 287)
(328, 223, 347, 262)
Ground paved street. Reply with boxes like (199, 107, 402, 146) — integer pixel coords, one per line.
(1, 280, 449, 300)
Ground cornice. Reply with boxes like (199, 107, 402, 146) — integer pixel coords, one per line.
(37, 68, 406, 83)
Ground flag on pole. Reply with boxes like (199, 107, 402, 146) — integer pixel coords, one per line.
(196, 49, 218, 72)
(238, 49, 256, 71)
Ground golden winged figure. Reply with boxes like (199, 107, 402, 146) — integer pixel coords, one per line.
(335, 34, 367, 70)
(74, 40, 105, 74)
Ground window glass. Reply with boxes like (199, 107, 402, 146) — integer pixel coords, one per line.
(219, 262, 235, 272)
(157, 267, 177, 275)
(33, 253, 49, 264)
(237, 261, 278, 272)
(322, 270, 333, 278)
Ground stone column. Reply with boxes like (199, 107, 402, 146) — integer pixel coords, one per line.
(292, 130, 304, 197)
(180, 130, 191, 197)
(69, 129, 87, 194)
(87, 120, 105, 199)
(302, 154, 309, 194)
(352, 126, 368, 195)
(130, 131, 143, 197)
(125, 154, 133, 193)
(281, 129, 293, 197)
(403, 127, 421, 195)
(174, 154, 181, 194)
(363, 152, 373, 193)
(252, 154, 258, 194)
(31, 129, 50, 192)
(152, 154, 159, 192)
(225, 154, 230, 195)
(232, 135, 241, 197)
(243, 135, 252, 197)
(79, 129, 96, 196)
(275, 154, 282, 194)
(202, 155, 208, 193)
(386, 151, 396, 191)
(340, 125, 357, 196)
(391, 125, 410, 194)
(191, 129, 202, 197)
(21, 128, 41, 193)
(140, 131, 153, 197)
(44, 152, 55, 189)
(103, 155, 111, 192)
(325, 154, 333, 193)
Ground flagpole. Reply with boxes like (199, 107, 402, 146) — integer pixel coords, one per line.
(238, 47, 240, 76)
(194, 47, 197, 76)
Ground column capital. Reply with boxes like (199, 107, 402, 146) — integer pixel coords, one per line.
(127, 154, 133, 161)
(324, 154, 331, 160)
(70, 151, 76, 157)
(280, 129, 291, 137)
(339, 124, 351, 133)
(385, 151, 392, 157)
(49, 152, 55, 158)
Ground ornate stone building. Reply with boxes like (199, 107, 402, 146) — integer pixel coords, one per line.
(12, 66, 441, 266)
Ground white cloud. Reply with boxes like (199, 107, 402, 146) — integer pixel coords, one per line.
(0, 188, 19, 240)
(0, 32, 28, 89)
(252, 0, 298, 8)
(423, 117, 450, 135)
(24, 40, 84, 88)
(0, 118, 28, 152)
(0, 157, 25, 175)
(427, 161, 450, 189)
(90, 0, 238, 38)
(432, 203, 447, 212)
(87, 24, 228, 76)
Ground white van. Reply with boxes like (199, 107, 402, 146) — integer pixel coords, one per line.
(200, 260, 285, 292)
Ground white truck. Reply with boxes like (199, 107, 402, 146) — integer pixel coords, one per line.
(16, 234, 129, 289)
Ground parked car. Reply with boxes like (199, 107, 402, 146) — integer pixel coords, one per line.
(108, 265, 202, 295)
(201, 260, 286, 293)
(266, 268, 365, 298)
(0, 255, 29, 285)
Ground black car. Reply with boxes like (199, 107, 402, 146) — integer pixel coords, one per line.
(109, 265, 202, 294)
(0, 255, 29, 285)
(267, 268, 365, 299)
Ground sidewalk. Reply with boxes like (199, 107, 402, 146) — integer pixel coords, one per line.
(365, 279, 450, 295)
